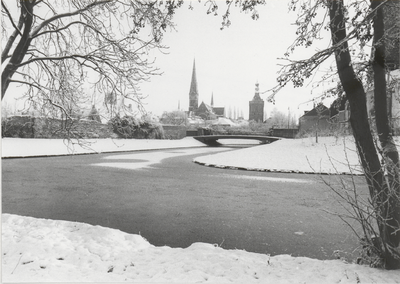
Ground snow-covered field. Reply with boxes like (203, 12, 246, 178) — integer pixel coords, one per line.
(2, 136, 400, 283)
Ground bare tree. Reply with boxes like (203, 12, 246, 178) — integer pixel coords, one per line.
(160, 110, 187, 125)
(265, 0, 400, 269)
(1, 0, 183, 118)
(267, 107, 289, 128)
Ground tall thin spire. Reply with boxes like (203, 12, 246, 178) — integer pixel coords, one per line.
(189, 59, 199, 112)
(211, 92, 214, 107)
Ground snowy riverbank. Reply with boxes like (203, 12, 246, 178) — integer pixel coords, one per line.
(194, 136, 362, 175)
(3, 213, 399, 283)
(1, 137, 206, 158)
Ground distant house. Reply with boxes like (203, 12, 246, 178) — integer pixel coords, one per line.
(196, 101, 215, 120)
(298, 104, 331, 135)
(329, 96, 351, 133)
(328, 69, 400, 134)
(366, 69, 400, 134)
(195, 101, 225, 120)
(212, 107, 225, 118)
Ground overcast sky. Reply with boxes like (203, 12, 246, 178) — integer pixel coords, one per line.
(139, 0, 336, 119)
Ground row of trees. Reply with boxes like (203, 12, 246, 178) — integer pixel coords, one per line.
(2, 0, 399, 269)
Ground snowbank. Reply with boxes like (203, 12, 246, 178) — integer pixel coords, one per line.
(1, 137, 206, 158)
(194, 136, 363, 175)
(3, 214, 399, 283)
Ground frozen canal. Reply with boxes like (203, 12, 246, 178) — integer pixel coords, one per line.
(2, 146, 362, 260)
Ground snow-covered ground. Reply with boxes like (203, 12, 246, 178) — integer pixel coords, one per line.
(194, 136, 362, 175)
(2, 136, 400, 283)
(1, 137, 206, 158)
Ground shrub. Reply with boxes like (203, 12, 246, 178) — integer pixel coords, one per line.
(319, 139, 400, 268)
(109, 115, 165, 139)
(2, 116, 113, 139)
(2, 116, 35, 138)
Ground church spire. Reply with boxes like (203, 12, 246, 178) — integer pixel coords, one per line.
(253, 82, 262, 101)
(211, 92, 214, 107)
(189, 59, 199, 112)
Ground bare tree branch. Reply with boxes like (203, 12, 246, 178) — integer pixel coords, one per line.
(1, 1, 25, 63)
(1, 1, 22, 36)
(265, 0, 388, 102)
(29, 0, 112, 38)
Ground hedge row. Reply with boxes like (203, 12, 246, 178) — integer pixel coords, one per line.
(2, 115, 169, 139)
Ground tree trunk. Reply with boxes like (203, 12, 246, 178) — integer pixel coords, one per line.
(328, 0, 385, 203)
(371, 0, 400, 268)
(1, 0, 35, 100)
(328, 0, 399, 269)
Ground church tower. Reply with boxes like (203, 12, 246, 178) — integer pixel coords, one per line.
(189, 60, 199, 112)
(249, 82, 264, 122)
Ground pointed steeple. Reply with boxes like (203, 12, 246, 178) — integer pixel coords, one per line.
(253, 82, 262, 101)
(189, 59, 199, 112)
(211, 92, 214, 107)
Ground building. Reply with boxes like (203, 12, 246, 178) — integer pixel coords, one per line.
(249, 83, 264, 122)
(196, 101, 214, 120)
(195, 99, 225, 120)
(212, 107, 225, 118)
(366, 69, 400, 133)
(188, 60, 199, 113)
(298, 104, 331, 135)
(187, 60, 225, 119)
